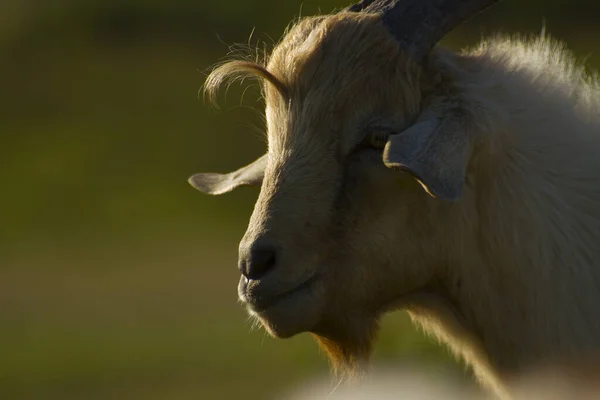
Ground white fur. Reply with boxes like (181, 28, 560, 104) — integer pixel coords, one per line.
(409, 34, 600, 396)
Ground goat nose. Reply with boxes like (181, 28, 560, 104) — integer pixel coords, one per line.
(239, 245, 277, 280)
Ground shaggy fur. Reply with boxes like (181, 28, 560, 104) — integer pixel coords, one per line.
(197, 10, 600, 399)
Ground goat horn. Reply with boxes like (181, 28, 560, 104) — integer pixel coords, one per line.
(347, 0, 501, 62)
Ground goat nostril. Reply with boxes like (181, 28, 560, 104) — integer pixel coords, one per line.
(241, 246, 277, 280)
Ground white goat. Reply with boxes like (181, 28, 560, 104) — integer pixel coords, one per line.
(189, 0, 600, 397)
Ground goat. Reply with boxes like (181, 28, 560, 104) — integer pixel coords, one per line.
(189, 0, 600, 397)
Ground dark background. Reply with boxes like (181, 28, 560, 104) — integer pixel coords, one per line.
(1, 1, 598, 398)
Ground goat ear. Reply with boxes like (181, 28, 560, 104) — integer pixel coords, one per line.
(382, 102, 471, 202)
(188, 154, 267, 195)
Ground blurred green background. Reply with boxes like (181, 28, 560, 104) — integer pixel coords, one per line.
(1, 1, 599, 399)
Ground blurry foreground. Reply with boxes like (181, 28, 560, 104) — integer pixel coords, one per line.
(285, 365, 600, 400)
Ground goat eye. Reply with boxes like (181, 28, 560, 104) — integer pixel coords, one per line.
(359, 130, 390, 150)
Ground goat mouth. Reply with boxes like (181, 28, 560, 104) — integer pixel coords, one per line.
(242, 274, 319, 312)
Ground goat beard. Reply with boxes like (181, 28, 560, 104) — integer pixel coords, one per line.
(310, 316, 380, 379)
